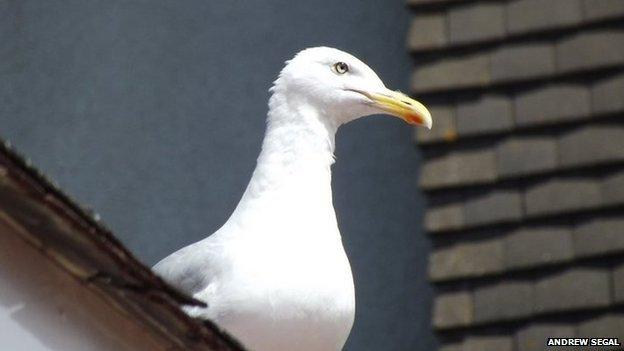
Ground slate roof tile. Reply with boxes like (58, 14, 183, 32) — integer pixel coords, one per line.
(429, 239, 504, 281)
(524, 178, 602, 217)
(534, 268, 611, 313)
(473, 280, 534, 322)
(602, 170, 624, 206)
(572, 218, 624, 258)
(591, 72, 624, 115)
(420, 149, 497, 188)
(407, 14, 448, 51)
(613, 264, 624, 303)
(556, 29, 624, 73)
(558, 125, 624, 167)
(448, 3, 505, 45)
(506, 0, 583, 35)
(490, 43, 555, 83)
(504, 226, 573, 270)
(412, 53, 491, 93)
(456, 95, 514, 136)
(582, 0, 624, 21)
(496, 136, 558, 177)
(433, 291, 474, 329)
(425, 202, 465, 232)
(464, 190, 523, 226)
(514, 85, 591, 127)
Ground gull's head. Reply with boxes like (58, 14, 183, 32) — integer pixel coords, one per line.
(272, 47, 432, 129)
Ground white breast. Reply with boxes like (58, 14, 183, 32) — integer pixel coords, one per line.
(186, 224, 356, 351)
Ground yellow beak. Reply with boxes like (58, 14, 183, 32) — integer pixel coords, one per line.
(367, 89, 432, 129)
(350, 88, 432, 129)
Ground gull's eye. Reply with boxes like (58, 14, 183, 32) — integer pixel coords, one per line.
(333, 62, 349, 74)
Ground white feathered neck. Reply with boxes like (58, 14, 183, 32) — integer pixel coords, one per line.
(226, 86, 342, 242)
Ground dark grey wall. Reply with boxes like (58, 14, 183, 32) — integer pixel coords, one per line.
(0, 1, 434, 350)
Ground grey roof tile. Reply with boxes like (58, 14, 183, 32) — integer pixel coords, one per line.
(591, 73, 624, 115)
(535, 268, 611, 313)
(412, 53, 490, 93)
(613, 264, 624, 303)
(504, 226, 573, 270)
(582, 0, 624, 21)
(514, 85, 590, 127)
(573, 218, 624, 258)
(473, 280, 534, 323)
(429, 239, 504, 281)
(420, 149, 497, 189)
(464, 190, 523, 227)
(602, 170, 624, 206)
(425, 202, 465, 232)
(506, 0, 583, 35)
(556, 29, 624, 73)
(490, 43, 555, 83)
(496, 136, 558, 177)
(407, 14, 448, 51)
(448, 3, 505, 45)
(433, 291, 474, 329)
(524, 178, 602, 217)
(456, 95, 514, 136)
(558, 125, 624, 168)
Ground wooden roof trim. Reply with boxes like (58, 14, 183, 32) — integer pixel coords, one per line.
(0, 139, 246, 351)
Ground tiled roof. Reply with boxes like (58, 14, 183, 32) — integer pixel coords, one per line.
(408, 0, 624, 348)
(0, 140, 245, 351)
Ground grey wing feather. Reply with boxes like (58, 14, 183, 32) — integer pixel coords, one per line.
(153, 240, 216, 297)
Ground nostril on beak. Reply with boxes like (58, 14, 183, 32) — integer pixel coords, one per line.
(403, 100, 413, 106)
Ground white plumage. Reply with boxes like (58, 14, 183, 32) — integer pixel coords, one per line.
(153, 47, 431, 351)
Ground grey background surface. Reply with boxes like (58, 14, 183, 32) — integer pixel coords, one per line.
(0, 1, 434, 350)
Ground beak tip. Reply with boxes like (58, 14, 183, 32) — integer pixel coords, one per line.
(423, 117, 432, 130)
(422, 112, 433, 130)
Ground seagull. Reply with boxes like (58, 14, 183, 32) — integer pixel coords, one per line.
(153, 47, 432, 351)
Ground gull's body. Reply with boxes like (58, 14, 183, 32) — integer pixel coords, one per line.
(153, 47, 431, 351)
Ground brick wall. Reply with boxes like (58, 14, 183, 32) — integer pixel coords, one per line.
(407, 0, 624, 349)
